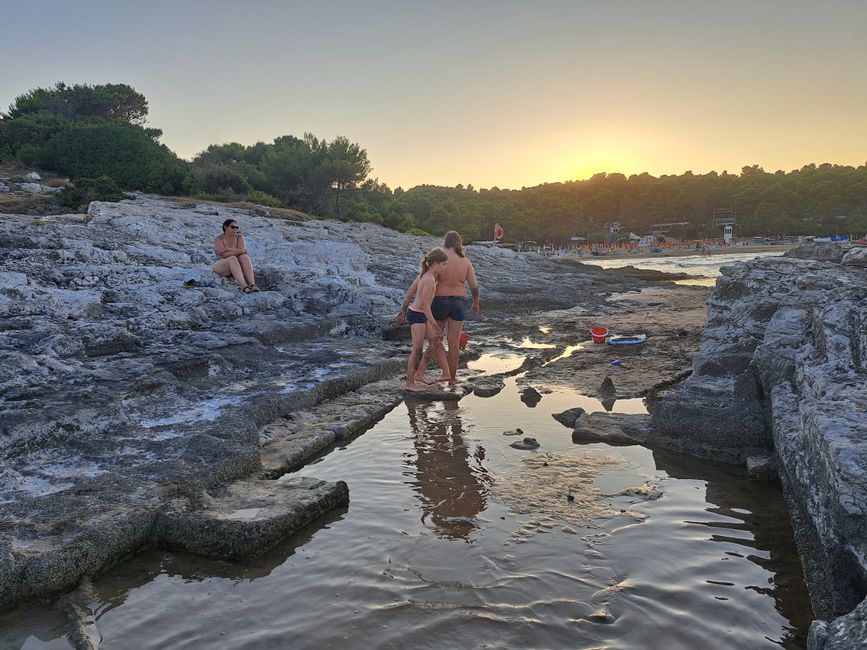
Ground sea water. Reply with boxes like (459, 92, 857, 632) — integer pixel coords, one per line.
(1, 349, 812, 649)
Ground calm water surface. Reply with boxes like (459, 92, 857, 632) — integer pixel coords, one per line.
(2, 350, 811, 649)
(579, 250, 786, 286)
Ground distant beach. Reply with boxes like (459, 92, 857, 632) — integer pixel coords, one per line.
(570, 248, 790, 284)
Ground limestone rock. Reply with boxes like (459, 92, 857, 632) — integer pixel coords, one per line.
(808, 596, 867, 649)
(841, 246, 867, 267)
(520, 386, 542, 407)
(402, 384, 471, 401)
(552, 407, 585, 428)
(746, 453, 777, 481)
(785, 242, 846, 263)
(510, 437, 540, 450)
(648, 242, 867, 633)
(157, 477, 349, 559)
(471, 377, 505, 397)
(572, 412, 651, 446)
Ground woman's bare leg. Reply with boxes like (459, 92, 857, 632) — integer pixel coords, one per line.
(238, 253, 256, 286)
(213, 257, 246, 288)
(426, 322, 451, 383)
(445, 318, 464, 382)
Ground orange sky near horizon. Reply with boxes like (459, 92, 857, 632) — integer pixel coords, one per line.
(3, 1, 867, 190)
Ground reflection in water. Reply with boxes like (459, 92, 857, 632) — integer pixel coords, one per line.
(649, 448, 814, 643)
(0, 381, 813, 649)
(507, 336, 556, 350)
(406, 400, 490, 540)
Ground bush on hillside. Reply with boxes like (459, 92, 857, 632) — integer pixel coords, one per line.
(244, 190, 283, 207)
(39, 121, 187, 193)
(60, 176, 126, 211)
(0, 113, 71, 157)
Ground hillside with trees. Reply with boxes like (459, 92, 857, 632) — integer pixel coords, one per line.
(2, 82, 865, 241)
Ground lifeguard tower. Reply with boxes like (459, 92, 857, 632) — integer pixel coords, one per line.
(712, 207, 739, 244)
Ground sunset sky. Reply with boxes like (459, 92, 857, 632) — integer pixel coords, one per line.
(3, 1, 866, 189)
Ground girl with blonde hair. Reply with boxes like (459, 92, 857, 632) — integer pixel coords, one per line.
(404, 247, 452, 392)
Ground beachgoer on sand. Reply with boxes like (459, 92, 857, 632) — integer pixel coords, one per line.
(212, 219, 260, 292)
(397, 231, 479, 384)
(403, 247, 452, 392)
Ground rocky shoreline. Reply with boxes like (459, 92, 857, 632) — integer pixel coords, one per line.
(2, 195, 863, 647)
(649, 242, 867, 649)
(0, 195, 693, 613)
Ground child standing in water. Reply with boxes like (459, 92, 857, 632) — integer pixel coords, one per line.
(405, 247, 452, 392)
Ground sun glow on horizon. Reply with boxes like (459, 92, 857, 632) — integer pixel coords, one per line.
(536, 127, 662, 185)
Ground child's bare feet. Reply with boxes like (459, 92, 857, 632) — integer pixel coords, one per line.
(404, 383, 426, 392)
(414, 374, 437, 385)
(449, 376, 462, 384)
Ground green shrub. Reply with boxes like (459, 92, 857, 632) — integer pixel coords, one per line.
(0, 113, 71, 155)
(201, 165, 250, 195)
(40, 121, 187, 193)
(60, 176, 126, 210)
(16, 144, 45, 166)
(244, 189, 283, 207)
(196, 188, 241, 203)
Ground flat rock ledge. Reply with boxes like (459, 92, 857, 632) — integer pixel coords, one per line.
(646, 243, 867, 645)
(157, 477, 349, 560)
(259, 377, 406, 478)
(572, 412, 651, 446)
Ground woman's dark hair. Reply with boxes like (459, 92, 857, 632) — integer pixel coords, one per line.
(443, 230, 464, 257)
(222, 219, 237, 232)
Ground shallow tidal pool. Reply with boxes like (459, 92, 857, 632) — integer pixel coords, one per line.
(2, 359, 812, 649)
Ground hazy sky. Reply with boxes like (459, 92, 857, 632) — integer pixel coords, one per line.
(3, 1, 866, 189)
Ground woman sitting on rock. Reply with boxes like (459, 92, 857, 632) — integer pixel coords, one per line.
(212, 219, 259, 292)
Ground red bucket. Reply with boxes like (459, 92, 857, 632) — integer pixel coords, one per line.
(590, 327, 608, 344)
(459, 332, 469, 350)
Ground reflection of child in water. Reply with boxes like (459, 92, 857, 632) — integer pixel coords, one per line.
(404, 247, 451, 392)
(406, 400, 489, 539)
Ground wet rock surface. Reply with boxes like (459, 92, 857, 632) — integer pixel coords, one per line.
(463, 284, 710, 402)
(157, 476, 349, 560)
(572, 412, 652, 446)
(552, 407, 585, 428)
(0, 195, 670, 609)
(649, 243, 867, 636)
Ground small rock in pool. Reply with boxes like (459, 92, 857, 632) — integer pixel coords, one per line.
(589, 608, 615, 624)
(510, 437, 540, 450)
(503, 427, 524, 436)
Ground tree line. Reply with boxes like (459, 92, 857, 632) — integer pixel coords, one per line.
(2, 82, 865, 241)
